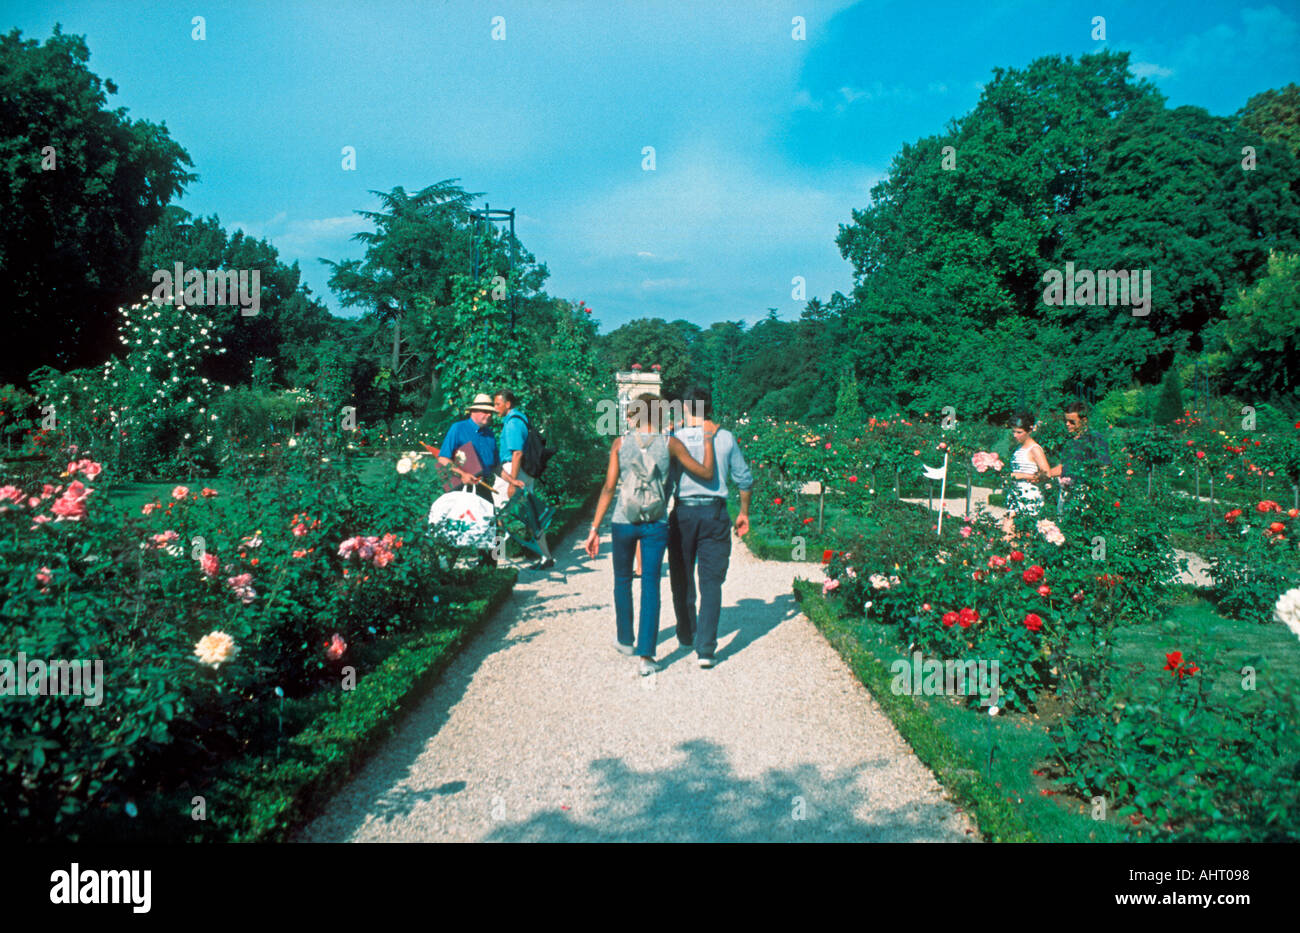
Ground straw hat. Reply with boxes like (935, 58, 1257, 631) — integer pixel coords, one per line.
(466, 393, 496, 414)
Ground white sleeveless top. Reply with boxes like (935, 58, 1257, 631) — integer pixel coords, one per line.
(1011, 443, 1044, 503)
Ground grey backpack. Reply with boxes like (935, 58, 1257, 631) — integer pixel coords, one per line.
(619, 434, 667, 523)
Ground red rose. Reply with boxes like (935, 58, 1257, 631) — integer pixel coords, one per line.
(1022, 565, 1045, 584)
(1008, 550, 1024, 562)
(957, 606, 978, 628)
(1269, 522, 1286, 534)
(1163, 651, 1184, 674)
(1114, 501, 1121, 509)
(1037, 584, 1051, 597)
(822, 549, 835, 564)
(942, 611, 958, 627)
(848, 475, 857, 483)
(802, 517, 814, 525)
(1022, 613, 1043, 632)
(1195, 451, 1205, 459)
(773, 497, 782, 506)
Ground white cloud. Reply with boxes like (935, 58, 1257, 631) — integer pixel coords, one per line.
(1130, 61, 1174, 79)
(228, 214, 371, 253)
(640, 278, 691, 291)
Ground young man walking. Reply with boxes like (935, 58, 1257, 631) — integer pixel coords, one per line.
(666, 386, 753, 668)
(493, 390, 555, 570)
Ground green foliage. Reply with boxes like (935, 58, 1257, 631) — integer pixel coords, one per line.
(1237, 82, 1300, 158)
(0, 26, 195, 383)
(1052, 641, 1300, 841)
(1152, 365, 1186, 425)
(1210, 251, 1300, 408)
(833, 51, 1300, 420)
(832, 366, 862, 438)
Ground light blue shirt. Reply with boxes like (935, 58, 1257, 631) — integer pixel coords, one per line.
(669, 425, 753, 499)
(500, 409, 529, 465)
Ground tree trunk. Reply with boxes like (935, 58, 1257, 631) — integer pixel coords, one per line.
(391, 308, 402, 375)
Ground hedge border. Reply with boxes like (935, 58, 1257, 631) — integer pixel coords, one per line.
(792, 579, 1037, 843)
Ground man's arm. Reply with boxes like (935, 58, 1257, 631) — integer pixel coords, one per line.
(502, 449, 526, 497)
(729, 434, 753, 536)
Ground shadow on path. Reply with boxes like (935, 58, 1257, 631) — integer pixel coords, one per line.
(479, 739, 968, 842)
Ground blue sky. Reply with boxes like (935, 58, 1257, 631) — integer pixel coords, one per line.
(5, 0, 1298, 332)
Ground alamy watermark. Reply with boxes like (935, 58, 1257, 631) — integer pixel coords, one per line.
(0, 652, 104, 706)
(150, 263, 261, 316)
(595, 398, 707, 436)
(1041, 262, 1152, 316)
(890, 651, 1001, 706)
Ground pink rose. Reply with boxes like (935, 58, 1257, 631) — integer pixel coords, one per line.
(326, 633, 347, 660)
(201, 552, 219, 577)
(172, 485, 189, 500)
(142, 502, 159, 515)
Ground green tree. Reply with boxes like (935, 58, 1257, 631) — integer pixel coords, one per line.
(136, 208, 337, 389)
(0, 26, 195, 383)
(834, 50, 1300, 418)
(1238, 83, 1300, 159)
(596, 318, 693, 399)
(1152, 364, 1185, 425)
(1209, 250, 1300, 407)
(832, 365, 862, 437)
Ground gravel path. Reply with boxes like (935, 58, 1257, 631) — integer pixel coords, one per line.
(296, 509, 977, 843)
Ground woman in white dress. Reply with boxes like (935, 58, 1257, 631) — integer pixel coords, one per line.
(1003, 411, 1052, 538)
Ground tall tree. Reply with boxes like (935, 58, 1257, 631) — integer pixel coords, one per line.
(834, 50, 1300, 418)
(0, 26, 194, 383)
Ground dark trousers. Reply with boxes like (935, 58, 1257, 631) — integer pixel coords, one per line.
(667, 499, 731, 659)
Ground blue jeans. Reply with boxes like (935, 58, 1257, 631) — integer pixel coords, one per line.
(611, 521, 669, 657)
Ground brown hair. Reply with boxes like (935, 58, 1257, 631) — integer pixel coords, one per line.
(627, 393, 661, 429)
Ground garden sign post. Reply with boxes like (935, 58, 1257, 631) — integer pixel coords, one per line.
(921, 453, 949, 536)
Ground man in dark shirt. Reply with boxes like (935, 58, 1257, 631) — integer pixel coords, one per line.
(1047, 402, 1111, 503)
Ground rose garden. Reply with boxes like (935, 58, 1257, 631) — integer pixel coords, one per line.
(3, 27, 1299, 844)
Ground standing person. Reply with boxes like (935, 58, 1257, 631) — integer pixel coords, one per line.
(582, 393, 717, 676)
(666, 386, 753, 668)
(1046, 401, 1111, 505)
(1003, 411, 1052, 538)
(492, 390, 555, 570)
(436, 393, 520, 566)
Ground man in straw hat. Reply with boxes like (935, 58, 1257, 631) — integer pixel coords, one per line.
(436, 392, 522, 566)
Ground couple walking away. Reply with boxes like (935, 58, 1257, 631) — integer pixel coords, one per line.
(583, 387, 754, 676)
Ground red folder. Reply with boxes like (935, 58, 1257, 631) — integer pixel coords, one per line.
(427, 441, 486, 493)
